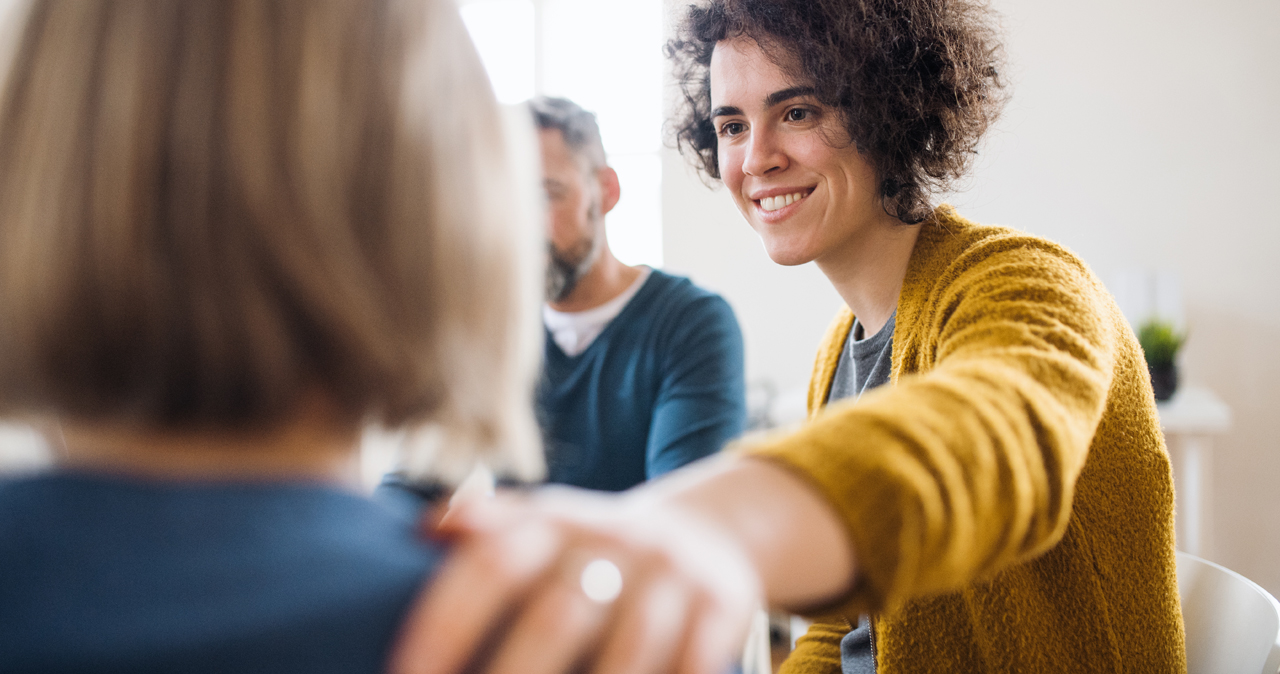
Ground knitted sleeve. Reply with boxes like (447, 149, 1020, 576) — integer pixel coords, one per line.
(745, 233, 1122, 616)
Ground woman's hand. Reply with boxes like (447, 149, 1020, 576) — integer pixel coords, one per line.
(388, 457, 858, 674)
(388, 483, 763, 674)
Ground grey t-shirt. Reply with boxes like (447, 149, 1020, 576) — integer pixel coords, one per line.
(825, 310, 895, 674)
(828, 311, 895, 403)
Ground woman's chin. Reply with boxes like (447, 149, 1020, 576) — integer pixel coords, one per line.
(760, 241, 817, 267)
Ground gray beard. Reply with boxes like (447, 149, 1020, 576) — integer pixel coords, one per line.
(545, 203, 605, 303)
(545, 239, 597, 303)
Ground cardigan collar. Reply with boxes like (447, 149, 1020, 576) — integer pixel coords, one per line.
(808, 205, 970, 414)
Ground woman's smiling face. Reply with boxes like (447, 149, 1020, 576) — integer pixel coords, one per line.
(710, 37, 889, 267)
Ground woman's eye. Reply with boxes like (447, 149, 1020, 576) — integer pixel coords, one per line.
(719, 122, 745, 136)
(786, 108, 809, 122)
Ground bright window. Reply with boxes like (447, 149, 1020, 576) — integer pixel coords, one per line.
(458, 0, 663, 267)
(458, 1, 535, 104)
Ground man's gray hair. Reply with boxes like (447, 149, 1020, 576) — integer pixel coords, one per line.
(528, 96, 607, 170)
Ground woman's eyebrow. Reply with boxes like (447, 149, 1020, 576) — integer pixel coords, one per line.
(764, 86, 817, 108)
(711, 105, 742, 119)
(706, 86, 814, 120)
(711, 86, 817, 119)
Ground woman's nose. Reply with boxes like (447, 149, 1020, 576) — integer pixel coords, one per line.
(742, 128, 787, 177)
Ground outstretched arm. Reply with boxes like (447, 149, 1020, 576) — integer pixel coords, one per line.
(390, 236, 1126, 674)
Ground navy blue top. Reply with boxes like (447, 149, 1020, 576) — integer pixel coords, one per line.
(538, 269, 746, 491)
(0, 472, 443, 673)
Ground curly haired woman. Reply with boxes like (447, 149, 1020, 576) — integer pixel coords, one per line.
(392, 1, 1185, 673)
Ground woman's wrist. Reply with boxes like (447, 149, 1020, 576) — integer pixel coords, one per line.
(628, 455, 859, 611)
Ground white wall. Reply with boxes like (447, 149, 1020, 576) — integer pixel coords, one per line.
(661, 0, 1280, 594)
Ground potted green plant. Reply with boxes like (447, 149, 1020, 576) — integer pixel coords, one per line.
(1137, 318, 1186, 402)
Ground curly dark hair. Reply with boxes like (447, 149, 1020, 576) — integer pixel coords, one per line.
(666, 0, 1007, 224)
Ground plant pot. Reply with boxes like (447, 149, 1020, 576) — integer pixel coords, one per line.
(1149, 362, 1178, 402)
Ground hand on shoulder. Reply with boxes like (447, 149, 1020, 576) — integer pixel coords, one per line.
(389, 484, 762, 674)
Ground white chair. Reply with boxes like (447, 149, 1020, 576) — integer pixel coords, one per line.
(740, 607, 772, 674)
(1177, 551, 1280, 674)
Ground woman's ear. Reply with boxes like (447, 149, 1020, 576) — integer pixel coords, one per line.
(596, 166, 621, 216)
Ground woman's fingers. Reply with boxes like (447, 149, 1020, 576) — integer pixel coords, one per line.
(675, 592, 756, 674)
(588, 575, 691, 674)
(388, 502, 562, 674)
(484, 559, 613, 674)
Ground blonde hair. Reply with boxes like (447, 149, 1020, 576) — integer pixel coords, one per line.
(0, 0, 544, 481)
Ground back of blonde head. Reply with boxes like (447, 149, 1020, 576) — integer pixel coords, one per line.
(0, 0, 544, 481)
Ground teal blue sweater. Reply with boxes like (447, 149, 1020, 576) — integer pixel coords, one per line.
(538, 270, 746, 491)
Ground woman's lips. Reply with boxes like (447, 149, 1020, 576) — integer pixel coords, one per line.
(751, 188, 814, 219)
(758, 190, 809, 212)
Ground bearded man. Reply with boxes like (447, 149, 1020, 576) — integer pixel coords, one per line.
(531, 96, 746, 491)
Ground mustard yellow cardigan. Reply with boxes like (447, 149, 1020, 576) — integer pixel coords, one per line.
(748, 207, 1186, 672)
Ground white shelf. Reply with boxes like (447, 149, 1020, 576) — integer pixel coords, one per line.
(1157, 386, 1232, 557)
(1158, 386, 1232, 435)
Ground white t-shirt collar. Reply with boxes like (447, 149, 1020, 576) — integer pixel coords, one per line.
(543, 266, 653, 357)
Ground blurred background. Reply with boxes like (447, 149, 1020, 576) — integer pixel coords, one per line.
(2, 0, 1277, 599)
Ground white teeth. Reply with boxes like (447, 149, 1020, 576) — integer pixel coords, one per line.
(759, 192, 807, 212)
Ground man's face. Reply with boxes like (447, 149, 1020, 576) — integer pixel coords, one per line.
(539, 128, 603, 303)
